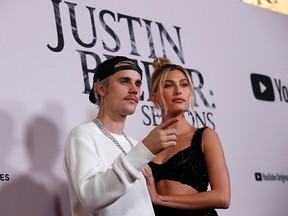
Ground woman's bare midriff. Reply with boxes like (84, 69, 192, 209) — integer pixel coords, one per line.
(155, 179, 198, 195)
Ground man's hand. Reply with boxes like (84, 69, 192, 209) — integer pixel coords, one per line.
(142, 117, 178, 155)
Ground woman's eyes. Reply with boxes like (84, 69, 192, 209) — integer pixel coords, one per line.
(181, 83, 189, 87)
(164, 82, 189, 88)
(164, 84, 173, 88)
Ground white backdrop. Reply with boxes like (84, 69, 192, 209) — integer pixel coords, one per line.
(1, 0, 288, 215)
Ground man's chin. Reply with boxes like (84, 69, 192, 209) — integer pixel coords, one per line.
(126, 108, 137, 116)
(127, 110, 136, 116)
(119, 108, 136, 117)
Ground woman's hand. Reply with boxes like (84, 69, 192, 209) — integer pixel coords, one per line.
(142, 165, 163, 205)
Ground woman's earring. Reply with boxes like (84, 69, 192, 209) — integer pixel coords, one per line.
(152, 104, 161, 116)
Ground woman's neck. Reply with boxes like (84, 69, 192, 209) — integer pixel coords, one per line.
(162, 113, 190, 130)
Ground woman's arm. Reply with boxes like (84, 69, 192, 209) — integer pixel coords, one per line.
(143, 128, 230, 210)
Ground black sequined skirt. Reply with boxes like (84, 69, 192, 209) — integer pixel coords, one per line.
(153, 205, 218, 216)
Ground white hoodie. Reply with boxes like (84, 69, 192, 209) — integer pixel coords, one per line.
(64, 122, 155, 216)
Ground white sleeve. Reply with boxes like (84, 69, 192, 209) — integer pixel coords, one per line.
(64, 127, 154, 213)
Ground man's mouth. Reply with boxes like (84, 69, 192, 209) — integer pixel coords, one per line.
(124, 96, 138, 103)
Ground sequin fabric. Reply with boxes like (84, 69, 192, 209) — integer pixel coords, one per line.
(149, 127, 218, 216)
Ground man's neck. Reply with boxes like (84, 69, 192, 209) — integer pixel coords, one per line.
(96, 115, 126, 135)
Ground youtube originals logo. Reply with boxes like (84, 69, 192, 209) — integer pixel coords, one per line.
(250, 73, 288, 103)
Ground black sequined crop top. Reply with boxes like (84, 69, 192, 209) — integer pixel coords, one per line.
(149, 127, 209, 192)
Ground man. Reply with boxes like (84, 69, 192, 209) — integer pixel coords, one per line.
(64, 56, 178, 216)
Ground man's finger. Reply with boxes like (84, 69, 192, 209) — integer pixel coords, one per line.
(165, 129, 177, 136)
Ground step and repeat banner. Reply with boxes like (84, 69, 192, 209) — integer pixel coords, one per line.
(1, 0, 288, 215)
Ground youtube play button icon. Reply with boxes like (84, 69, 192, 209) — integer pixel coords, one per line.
(250, 73, 275, 102)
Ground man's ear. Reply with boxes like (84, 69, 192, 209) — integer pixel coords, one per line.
(95, 83, 106, 97)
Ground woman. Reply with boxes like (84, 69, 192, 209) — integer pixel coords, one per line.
(142, 57, 231, 216)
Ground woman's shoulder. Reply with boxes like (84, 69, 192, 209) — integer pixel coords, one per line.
(200, 127, 222, 149)
(193, 127, 219, 143)
(198, 126, 216, 135)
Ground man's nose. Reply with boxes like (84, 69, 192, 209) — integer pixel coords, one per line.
(129, 83, 139, 94)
